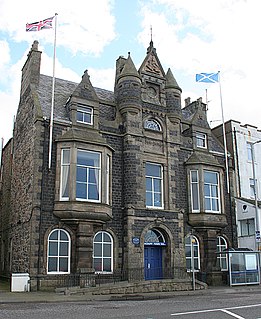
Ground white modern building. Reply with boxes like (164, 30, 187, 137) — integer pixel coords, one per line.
(213, 120, 261, 251)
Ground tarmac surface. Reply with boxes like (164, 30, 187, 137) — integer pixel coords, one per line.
(1, 280, 261, 304)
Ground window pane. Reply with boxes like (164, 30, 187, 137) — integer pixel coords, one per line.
(146, 163, 161, 177)
(48, 257, 57, 272)
(212, 199, 219, 211)
(192, 184, 199, 210)
(60, 231, 68, 241)
(59, 258, 69, 272)
(62, 149, 70, 164)
(241, 220, 248, 236)
(205, 198, 211, 210)
(103, 244, 111, 257)
(61, 167, 70, 198)
(103, 258, 111, 272)
(154, 193, 162, 207)
(76, 183, 87, 199)
(94, 258, 102, 272)
(186, 259, 191, 269)
(84, 113, 91, 123)
(88, 168, 97, 183)
(154, 179, 161, 192)
(60, 242, 68, 256)
(77, 111, 83, 122)
(211, 185, 218, 197)
(77, 167, 87, 182)
(191, 171, 198, 182)
(94, 243, 102, 257)
(204, 185, 210, 196)
(146, 178, 152, 191)
(88, 184, 99, 200)
(95, 233, 102, 242)
(204, 171, 218, 184)
(146, 192, 152, 206)
(49, 231, 58, 240)
(49, 242, 58, 256)
(103, 233, 111, 242)
(249, 219, 255, 235)
(185, 246, 191, 257)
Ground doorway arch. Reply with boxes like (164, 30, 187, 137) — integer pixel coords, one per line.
(144, 228, 167, 280)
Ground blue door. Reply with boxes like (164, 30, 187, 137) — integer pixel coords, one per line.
(144, 246, 163, 280)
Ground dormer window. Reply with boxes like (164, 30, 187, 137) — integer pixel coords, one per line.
(77, 105, 93, 125)
(145, 119, 161, 131)
(196, 132, 207, 148)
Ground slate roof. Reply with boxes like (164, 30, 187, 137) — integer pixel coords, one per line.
(37, 74, 115, 121)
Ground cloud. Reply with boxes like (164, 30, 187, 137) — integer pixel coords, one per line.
(137, 0, 261, 128)
(0, 0, 116, 56)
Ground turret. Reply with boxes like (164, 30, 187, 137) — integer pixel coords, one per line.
(115, 52, 142, 116)
(165, 68, 182, 122)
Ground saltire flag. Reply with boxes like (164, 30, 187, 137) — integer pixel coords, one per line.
(26, 16, 54, 32)
(196, 72, 219, 83)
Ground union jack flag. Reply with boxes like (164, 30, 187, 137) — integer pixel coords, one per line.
(26, 16, 54, 32)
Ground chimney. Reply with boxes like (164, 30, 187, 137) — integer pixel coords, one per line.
(20, 40, 42, 96)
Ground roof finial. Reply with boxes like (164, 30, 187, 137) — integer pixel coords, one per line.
(150, 25, 153, 42)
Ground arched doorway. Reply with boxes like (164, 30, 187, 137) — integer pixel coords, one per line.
(144, 228, 167, 280)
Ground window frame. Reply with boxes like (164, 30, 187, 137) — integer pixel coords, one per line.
(145, 162, 164, 209)
(217, 236, 228, 271)
(240, 218, 255, 237)
(76, 149, 101, 202)
(47, 229, 71, 274)
(189, 168, 222, 214)
(185, 235, 200, 272)
(190, 170, 200, 212)
(76, 105, 93, 125)
(144, 119, 162, 131)
(58, 146, 111, 205)
(93, 231, 113, 274)
(196, 132, 207, 149)
(204, 170, 221, 213)
(60, 149, 70, 200)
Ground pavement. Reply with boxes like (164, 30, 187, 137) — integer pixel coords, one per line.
(1, 280, 261, 304)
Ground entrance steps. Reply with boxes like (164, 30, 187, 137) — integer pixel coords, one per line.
(56, 278, 207, 296)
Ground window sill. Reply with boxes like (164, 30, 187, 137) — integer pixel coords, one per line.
(53, 201, 112, 222)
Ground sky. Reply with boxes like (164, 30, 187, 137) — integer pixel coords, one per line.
(0, 0, 261, 147)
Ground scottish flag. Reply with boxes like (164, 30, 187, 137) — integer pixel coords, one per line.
(196, 72, 219, 83)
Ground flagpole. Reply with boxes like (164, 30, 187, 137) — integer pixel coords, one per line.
(218, 71, 230, 193)
(48, 13, 58, 170)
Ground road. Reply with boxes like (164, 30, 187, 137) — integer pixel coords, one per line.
(1, 290, 261, 319)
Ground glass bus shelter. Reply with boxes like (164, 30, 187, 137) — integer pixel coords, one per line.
(225, 249, 260, 286)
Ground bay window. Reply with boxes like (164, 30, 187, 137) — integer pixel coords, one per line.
(59, 147, 111, 204)
(76, 150, 101, 201)
(190, 168, 221, 213)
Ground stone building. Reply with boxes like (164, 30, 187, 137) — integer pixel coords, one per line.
(0, 40, 236, 290)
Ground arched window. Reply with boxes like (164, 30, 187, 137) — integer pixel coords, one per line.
(144, 119, 162, 131)
(185, 235, 200, 272)
(47, 229, 70, 274)
(217, 236, 228, 270)
(144, 229, 166, 245)
(93, 231, 113, 273)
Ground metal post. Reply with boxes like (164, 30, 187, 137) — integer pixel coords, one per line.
(191, 237, 196, 290)
(251, 140, 261, 251)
